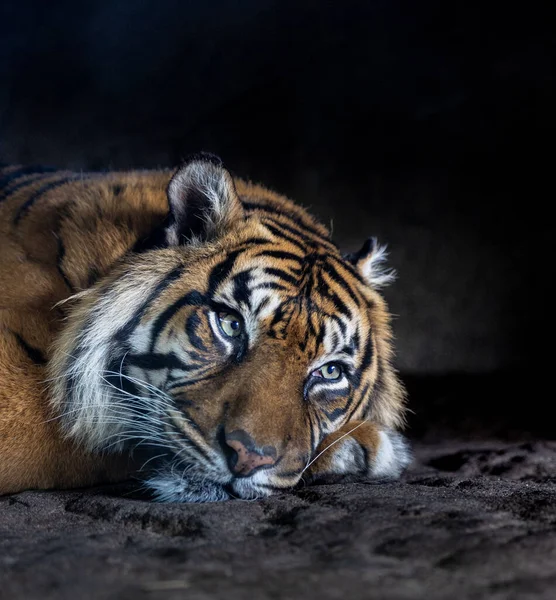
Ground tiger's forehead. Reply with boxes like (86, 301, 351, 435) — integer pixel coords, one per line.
(210, 240, 371, 359)
(214, 244, 365, 306)
(137, 221, 374, 364)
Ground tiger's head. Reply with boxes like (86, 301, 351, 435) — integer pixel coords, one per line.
(49, 154, 406, 502)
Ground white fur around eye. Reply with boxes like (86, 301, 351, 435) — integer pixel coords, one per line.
(208, 311, 236, 353)
(309, 376, 350, 395)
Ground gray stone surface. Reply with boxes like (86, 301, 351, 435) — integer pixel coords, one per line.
(2, 440, 556, 600)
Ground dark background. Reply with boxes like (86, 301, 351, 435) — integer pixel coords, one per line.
(1, 0, 554, 437)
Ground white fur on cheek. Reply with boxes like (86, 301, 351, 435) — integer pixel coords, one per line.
(49, 271, 175, 452)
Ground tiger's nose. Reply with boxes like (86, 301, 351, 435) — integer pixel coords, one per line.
(224, 430, 277, 477)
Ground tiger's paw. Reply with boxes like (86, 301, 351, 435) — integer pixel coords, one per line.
(305, 420, 412, 484)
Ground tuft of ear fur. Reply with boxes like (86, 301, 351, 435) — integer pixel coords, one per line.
(166, 153, 243, 245)
(344, 237, 396, 288)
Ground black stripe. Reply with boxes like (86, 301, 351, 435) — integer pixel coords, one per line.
(113, 265, 186, 348)
(262, 221, 308, 251)
(329, 313, 347, 337)
(307, 412, 317, 454)
(0, 171, 56, 204)
(126, 352, 198, 371)
(132, 218, 169, 253)
(148, 291, 205, 352)
(232, 270, 253, 309)
(323, 406, 348, 421)
(104, 355, 146, 408)
(352, 329, 361, 352)
(331, 254, 369, 290)
(251, 281, 289, 293)
(13, 176, 76, 224)
(56, 237, 73, 291)
(308, 308, 320, 337)
(268, 304, 287, 331)
(264, 267, 299, 287)
(360, 442, 371, 475)
(87, 266, 101, 287)
(243, 202, 335, 245)
(321, 259, 362, 308)
(207, 249, 244, 297)
(13, 333, 47, 365)
(168, 418, 212, 463)
(317, 271, 352, 318)
(369, 360, 385, 405)
(253, 295, 271, 317)
(346, 383, 370, 423)
(341, 344, 355, 357)
(328, 288, 351, 318)
(263, 214, 332, 248)
(185, 313, 208, 352)
(0, 165, 56, 193)
(166, 369, 220, 391)
(259, 211, 318, 241)
(360, 334, 374, 373)
(255, 249, 303, 263)
(235, 237, 271, 247)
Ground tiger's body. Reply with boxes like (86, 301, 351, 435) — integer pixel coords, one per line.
(0, 156, 410, 501)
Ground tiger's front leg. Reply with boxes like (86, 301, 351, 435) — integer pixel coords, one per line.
(305, 421, 411, 484)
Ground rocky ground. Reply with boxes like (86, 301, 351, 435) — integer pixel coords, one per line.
(2, 439, 556, 600)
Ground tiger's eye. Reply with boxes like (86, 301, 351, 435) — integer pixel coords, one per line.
(319, 363, 342, 380)
(218, 312, 243, 338)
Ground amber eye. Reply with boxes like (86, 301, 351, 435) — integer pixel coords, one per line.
(317, 363, 343, 380)
(218, 312, 243, 338)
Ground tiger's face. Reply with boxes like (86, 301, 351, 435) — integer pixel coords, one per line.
(50, 155, 405, 502)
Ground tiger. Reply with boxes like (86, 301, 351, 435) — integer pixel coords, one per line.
(0, 154, 410, 502)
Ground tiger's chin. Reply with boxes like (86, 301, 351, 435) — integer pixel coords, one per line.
(146, 471, 278, 503)
(147, 473, 232, 503)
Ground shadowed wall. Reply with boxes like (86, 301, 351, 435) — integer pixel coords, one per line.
(1, 0, 553, 385)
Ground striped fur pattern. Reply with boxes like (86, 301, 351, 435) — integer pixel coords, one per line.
(0, 155, 410, 501)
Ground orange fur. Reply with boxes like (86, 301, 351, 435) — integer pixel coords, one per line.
(0, 163, 407, 497)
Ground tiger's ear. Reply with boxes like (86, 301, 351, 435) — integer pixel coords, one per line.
(165, 153, 244, 245)
(344, 237, 396, 288)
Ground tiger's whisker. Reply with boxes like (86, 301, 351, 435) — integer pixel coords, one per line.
(301, 420, 366, 474)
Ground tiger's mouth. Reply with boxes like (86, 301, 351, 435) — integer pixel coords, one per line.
(147, 459, 301, 502)
(141, 412, 293, 502)
(145, 458, 285, 502)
